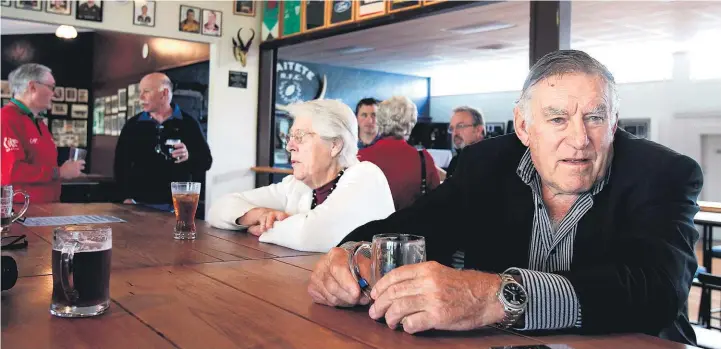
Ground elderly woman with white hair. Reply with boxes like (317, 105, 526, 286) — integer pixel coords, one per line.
(358, 96, 441, 211)
(208, 99, 395, 252)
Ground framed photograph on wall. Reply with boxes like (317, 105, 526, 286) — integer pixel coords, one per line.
(71, 104, 89, 119)
(201, 9, 222, 36)
(327, 0, 354, 27)
(356, 0, 385, 20)
(1, 1, 11, 7)
(302, 0, 325, 33)
(15, 1, 42, 11)
(133, 0, 155, 27)
(77, 89, 88, 103)
(281, 0, 301, 37)
(52, 87, 65, 101)
(76, 0, 102, 22)
(388, 0, 421, 13)
(46, 0, 71, 15)
(117, 88, 127, 111)
(262, 1, 280, 40)
(51, 103, 68, 116)
(233, 0, 254, 16)
(64, 88, 77, 102)
(179, 5, 201, 33)
(0, 80, 10, 98)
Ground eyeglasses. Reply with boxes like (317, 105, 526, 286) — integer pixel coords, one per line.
(34, 81, 56, 91)
(1, 235, 28, 250)
(285, 130, 316, 145)
(448, 123, 477, 133)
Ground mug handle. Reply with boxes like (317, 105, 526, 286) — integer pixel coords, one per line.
(60, 241, 80, 302)
(348, 242, 372, 299)
(11, 190, 30, 223)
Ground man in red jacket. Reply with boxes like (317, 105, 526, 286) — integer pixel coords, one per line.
(1, 63, 85, 203)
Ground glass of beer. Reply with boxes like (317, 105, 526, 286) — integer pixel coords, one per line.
(51, 225, 112, 317)
(171, 182, 201, 240)
(1, 185, 30, 236)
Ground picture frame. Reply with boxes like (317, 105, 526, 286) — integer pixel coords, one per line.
(52, 87, 64, 101)
(45, 0, 71, 15)
(0, 80, 10, 98)
(71, 104, 89, 119)
(388, 0, 421, 13)
(133, 0, 155, 27)
(14, 0, 42, 11)
(262, 0, 280, 40)
(77, 89, 88, 103)
(233, 0, 255, 16)
(117, 88, 127, 111)
(485, 122, 506, 138)
(327, 0, 354, 28)
(201, 9, 222, 37)
(76, 0, 102, 22)
(1, 1, 11, 7)
(281, 0, 302, 38)
(51, 103, 68, 116)
(356, 0, 385, 21)
(423, 0, 446, 4)
(179, 5, 201, 33)
(302, 0, 326, 33)
(64, 88, 77, 102)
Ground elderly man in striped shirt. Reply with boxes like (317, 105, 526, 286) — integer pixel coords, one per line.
(308, 50, 702, 346)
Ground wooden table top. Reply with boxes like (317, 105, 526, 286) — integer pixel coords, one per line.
(699, 201, 721, 214)
(1, 203, 700, 349)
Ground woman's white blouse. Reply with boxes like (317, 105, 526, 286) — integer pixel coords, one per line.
(207, 161, 395, 252)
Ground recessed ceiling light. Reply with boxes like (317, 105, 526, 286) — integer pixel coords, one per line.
(443, 21, 515, 35)
(334, 46, 375, 55)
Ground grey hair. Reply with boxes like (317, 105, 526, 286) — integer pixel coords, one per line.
(516, 50, 620, 123)
(285, 99, 359, 168)
(8, 63, 52, 97)
(452, 106, 485, 126)
(377, 96, 418, 138)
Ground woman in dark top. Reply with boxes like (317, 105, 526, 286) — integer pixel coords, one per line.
(358, 96, 441, 210)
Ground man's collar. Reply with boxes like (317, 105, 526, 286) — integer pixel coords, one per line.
(358, 133, 381, 149)
(139, 103, 183, 122)
(9, 98, 45, 120)
(516, 147, 612, 196)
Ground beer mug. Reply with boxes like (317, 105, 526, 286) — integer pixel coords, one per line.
(51, 225, 112, 318)
(171, 182, 201, 240)
(1, 185, 30, 235)
(348, 234, 426, 297)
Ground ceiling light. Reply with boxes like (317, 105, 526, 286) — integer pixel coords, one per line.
(476, 43, 508, 51)
(443, 21, 515, 35)
(55, 25, 77, 39)
(334, 46, 375, 55)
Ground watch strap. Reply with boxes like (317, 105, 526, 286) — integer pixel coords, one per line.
(495, 274, 526, 329)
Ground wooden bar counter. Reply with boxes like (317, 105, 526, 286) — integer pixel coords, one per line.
(1, 204, 701, 348)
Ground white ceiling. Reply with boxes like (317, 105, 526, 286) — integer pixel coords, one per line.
(1, 18, 94, 35)
(278, 1, 721, 77)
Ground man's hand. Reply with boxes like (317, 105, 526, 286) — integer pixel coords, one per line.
(308, 247, 371, 307)
(368, 261, 505, 334)
(171, 142, 189, 163)
(246, 208, 290, 236)
(59, 160, 85, 179)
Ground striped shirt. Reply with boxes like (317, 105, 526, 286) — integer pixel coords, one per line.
(507, 148, 611, 330)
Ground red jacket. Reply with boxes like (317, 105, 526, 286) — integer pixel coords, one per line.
(358, 137, 440, 211)
(1, 101, 61, 203)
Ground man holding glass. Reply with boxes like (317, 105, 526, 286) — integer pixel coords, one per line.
(308, 50, 702, 346)
(1, 63, 85, 203)
(114, 73, 212, 211)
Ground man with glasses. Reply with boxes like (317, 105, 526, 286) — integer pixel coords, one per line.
(1, 63, 85, 203)
(446, 106, 485, 177)
(114, 72, 212, 211)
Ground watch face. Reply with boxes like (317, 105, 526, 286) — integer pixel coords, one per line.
(503, 283, 527, 306)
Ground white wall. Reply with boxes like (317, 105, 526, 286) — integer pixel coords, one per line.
(2, 1, 262, 215)
(430, 53, 721, 200)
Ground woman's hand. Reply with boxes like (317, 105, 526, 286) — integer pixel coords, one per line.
(247, 209, 290, 236)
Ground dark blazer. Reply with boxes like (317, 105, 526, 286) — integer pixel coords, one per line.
(341, 130, 702, 345)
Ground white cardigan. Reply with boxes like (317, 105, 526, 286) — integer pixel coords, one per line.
(207, 161, 395, 252)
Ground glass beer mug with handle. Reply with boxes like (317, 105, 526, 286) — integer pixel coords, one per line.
(348, 234, 426, 298)
(51, 225, 112, 317)
(1, 185, 30, 235)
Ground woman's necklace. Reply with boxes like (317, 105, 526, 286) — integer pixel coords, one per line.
(311, 170, 345, 209)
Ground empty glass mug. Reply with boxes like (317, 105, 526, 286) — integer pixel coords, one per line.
(1, 185, 30, 235)
(51, 225, 112, 317)
(349, 234, 426, 297)
(171, 182, 201, 240)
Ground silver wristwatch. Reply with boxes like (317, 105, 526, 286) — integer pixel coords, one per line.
(495, 273, 528, 329)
